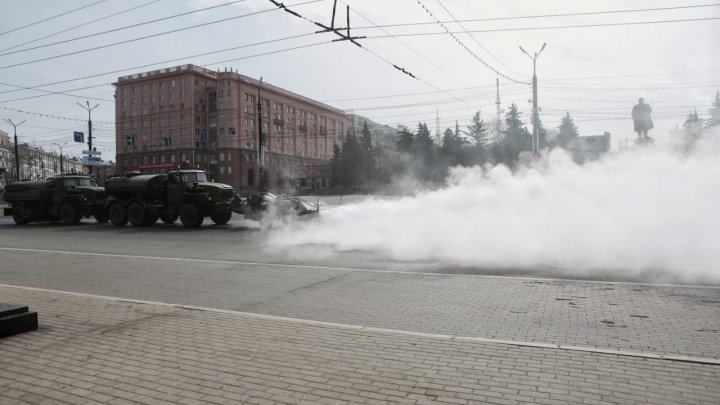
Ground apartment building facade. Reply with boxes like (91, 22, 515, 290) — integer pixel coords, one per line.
(114, 64, 352, 191)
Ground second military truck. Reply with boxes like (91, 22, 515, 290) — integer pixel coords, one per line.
(3, 175, 108, 225)
(105, 169, 236, 228)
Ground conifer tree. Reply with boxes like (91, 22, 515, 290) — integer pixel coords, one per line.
(555, 111, 580, 149)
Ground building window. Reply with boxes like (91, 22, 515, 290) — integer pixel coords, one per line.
(164, 137, 173, 146)
(228, 127, 236, 135)
(126, 136, 136, 146)
(219, 167, 225, 175)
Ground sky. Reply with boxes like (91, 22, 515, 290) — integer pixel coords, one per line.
(0, 0, 718, 163)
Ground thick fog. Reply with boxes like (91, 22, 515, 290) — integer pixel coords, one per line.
(271, 133, 720, 284)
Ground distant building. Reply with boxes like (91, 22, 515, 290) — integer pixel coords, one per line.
(352, 115, 399, 150)
(0, 131, 84, 185)
(113, 64, 353, 191)
(576, 132, 611, 161)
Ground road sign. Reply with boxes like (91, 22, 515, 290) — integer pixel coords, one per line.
(85, 156, 103, 166)
(82, 150, 102, 156)
(74, 131, 84, 143)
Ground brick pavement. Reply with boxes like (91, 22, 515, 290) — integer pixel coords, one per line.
(2, 285, 720, 404)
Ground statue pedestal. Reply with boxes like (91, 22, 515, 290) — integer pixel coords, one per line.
(0, 304, 38, 338)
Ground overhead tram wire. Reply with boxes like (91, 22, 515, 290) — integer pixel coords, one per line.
(0, 0, 249, 57)
(321, 82, 528, 103)
(0, 0, 325, 70)
(0, 82, 114, 103)
(263, 0, 424, 83)
(338, 0, 482, 110)
(415, 0, 529, 85)
(363, 16, 720, 39)
(351, 3, 720, 30)
(0, 0, 109, 37)
(433, 0, 527, 81)
(0, 32, 321, 99)
(0, 0, 163, 53)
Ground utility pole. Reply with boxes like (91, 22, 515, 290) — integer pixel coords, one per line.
(495, 76, 501, 142)
(519, 43, 546, 154)
(77, 101, 99, 174)
(52, 142, 69, 175)
(257, 77, 265, 191)
(3, 118, 25, 182)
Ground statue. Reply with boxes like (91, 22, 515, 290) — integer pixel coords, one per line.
(632, 98, 653, 139)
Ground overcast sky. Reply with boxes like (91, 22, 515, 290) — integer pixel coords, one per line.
(1, 0, 718, 162)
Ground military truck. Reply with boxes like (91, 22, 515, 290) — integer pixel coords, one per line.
(3, 175, 108, 225)
(105, 169, 236, 228)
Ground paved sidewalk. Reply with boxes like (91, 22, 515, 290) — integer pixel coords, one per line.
(2, 285, 720, 404)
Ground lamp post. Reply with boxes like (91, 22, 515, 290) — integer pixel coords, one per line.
(519, 42, 546, 154)
(3, 118, 25, 182)
(52, 142, 69, 175)
(77, 101, 99, 175)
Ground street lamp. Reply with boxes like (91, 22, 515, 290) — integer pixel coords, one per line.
(519, 42, 547, 154)
(77, 101, 99, 175)
(52, 141, 69, 175)
(3, 118, 26, 182)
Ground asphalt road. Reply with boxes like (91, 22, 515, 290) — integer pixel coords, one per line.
(1, 215, 719, 359)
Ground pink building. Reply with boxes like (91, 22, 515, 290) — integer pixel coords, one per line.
(113, 64, 351, 191)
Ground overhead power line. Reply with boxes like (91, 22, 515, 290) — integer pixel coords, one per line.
(339, 0, 481, 109)
(415, 0, 528, 84)
(435, 0, 527, 80)
(0, 0, 248, 57)
(264, 0, 419, 80)
(364, 16, 720, 38)
(0, 0, 163, 53)
(0, 0, 108, 37)
(0, 0, 323, 70)
(0, 106, 114, 124)
(352, 3, 720, 30)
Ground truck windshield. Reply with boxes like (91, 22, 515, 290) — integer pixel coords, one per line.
(63, 178, 94, 187)
(182, 172, 208, 183)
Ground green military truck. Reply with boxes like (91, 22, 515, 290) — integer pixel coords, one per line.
(2, 175, 108, 225)
(105, 169, 236, 228)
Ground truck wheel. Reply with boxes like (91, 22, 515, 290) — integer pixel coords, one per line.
(180, 203, 203, 228)
(127, 202, 146, 227)
(211, 210, 232, 225)
(160, 213, 178, 224)
(108, 203, 128, 227)
(12, 205, 28, 225)
(60, 204, 81, 225)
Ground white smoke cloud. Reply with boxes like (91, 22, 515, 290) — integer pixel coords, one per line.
(270, 132, 720, 284)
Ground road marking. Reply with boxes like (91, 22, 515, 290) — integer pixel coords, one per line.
(0, 246, 719, 289)
(3, 283, 720, 366)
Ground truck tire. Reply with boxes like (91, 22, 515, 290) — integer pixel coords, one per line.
(211, 210, 232, 225)
(60, 203, 81, 225)
(160, 213, 178, 224)
(12, 205, 29, 225)
(127, 202, 146, 227)
(180, 203, 203, 228)
(108, 203, 128, 227)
